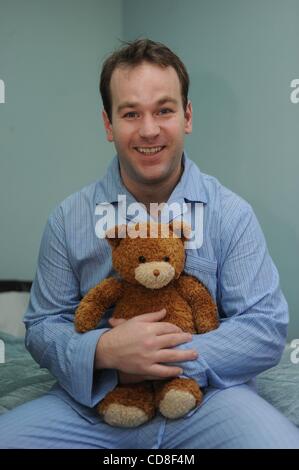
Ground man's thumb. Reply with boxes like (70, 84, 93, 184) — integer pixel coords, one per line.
(109, 317, 127, 327)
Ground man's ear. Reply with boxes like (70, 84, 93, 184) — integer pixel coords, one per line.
(184, 100, 192, 135)
(105, 225, 127, 249)
(102, 110, 114, 142)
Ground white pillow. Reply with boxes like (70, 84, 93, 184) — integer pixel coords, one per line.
(0, 292, 29, 337)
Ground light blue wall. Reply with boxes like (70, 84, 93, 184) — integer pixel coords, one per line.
(123, 0, 299, 338)
(1, 1, 298, 338)
(0, 0, 122, 278)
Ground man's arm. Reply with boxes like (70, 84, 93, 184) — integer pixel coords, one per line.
(175, 200, 288, 389)
(24, 206, 118, 407)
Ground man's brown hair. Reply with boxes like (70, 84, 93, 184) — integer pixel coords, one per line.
(100, 38, 190, 122)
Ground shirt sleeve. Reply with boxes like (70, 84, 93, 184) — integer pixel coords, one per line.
(24, 206, 117, 407)
(176, 198, 289, 389)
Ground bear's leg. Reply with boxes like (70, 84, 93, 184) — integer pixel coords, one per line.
(97, 383, 155, 428)
(154, 378, 203, 419)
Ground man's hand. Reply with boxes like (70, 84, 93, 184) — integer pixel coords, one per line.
(94, 309, 197, 381)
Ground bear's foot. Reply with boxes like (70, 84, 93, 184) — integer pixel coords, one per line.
(159, 389, 197, 419)
(99, 403, 149, 428)
(155, 378, 203, 419)
(97, 383, 155, 428)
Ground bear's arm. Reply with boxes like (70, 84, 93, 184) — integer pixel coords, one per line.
(74, 277, 123, 333)
(175, 274, 219, 334)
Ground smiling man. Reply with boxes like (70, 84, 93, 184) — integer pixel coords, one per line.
(102, 62, 192, 207)
(0, 39, 299, 449)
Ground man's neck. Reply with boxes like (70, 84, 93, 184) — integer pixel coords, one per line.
(120, 164, 183, 213)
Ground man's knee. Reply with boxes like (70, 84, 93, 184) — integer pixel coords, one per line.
(0, 409, 25, 448)
(163, 385, 299, 449)
(203, 385, 299, 448)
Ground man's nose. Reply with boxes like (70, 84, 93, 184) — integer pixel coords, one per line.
(139, 115, 160, 139)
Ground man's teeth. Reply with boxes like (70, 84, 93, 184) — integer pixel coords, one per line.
(136, 146, 163, 155)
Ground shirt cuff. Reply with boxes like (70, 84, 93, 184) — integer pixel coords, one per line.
(69, 328, 118, 407)
(176, 341, 209, 388)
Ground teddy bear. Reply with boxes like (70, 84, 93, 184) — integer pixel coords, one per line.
(74, 221, 219, 427)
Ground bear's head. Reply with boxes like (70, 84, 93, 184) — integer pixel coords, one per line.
(106, 222, 190, 289)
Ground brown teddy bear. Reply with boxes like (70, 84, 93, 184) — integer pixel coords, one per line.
(75, 222, 219, 427)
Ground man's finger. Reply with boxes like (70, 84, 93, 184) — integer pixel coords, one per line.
(156, 331, 193, 348)
(110, 309, 167, 327)
(153, 322, 183, 335)
(148, 364, 183, 378)
(133, 309, 167, 322)
(156, 348, 198, 364)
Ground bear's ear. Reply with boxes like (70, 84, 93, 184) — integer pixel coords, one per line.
(169, 220, 192, 242)
(105, 225, 127, 249)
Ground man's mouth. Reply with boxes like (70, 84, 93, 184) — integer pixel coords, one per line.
(134, 146, 165, 155)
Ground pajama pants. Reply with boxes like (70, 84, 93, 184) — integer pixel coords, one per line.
(0, 384, 299, 449)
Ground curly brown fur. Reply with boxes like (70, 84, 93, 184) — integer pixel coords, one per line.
(175, 274, 219, 333)
(75, 277, 123, 333)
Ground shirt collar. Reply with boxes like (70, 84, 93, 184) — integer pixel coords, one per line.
(167, 152, 208, 204)
(96, 151, 208, 205)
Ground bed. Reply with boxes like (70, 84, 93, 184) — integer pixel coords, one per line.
(0, 280, 298, 428)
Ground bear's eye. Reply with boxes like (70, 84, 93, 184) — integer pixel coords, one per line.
(163, 256, 170, 262)
(138, 256, 146, 263)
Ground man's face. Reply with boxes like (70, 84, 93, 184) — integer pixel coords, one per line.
(102, 62, 192, 189)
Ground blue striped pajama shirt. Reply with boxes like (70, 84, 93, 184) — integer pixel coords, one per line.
(1, 153, 299, 448)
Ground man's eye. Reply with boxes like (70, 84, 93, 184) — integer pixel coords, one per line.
(158, 108, 173, 115)
(124, 112, 138, 119)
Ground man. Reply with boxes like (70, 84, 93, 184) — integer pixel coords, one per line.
(0, 39, 299, 449)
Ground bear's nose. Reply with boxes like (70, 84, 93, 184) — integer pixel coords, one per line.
(153, 269, 160, 277)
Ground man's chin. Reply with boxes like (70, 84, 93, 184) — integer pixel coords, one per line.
(137, 170, 172, 186)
